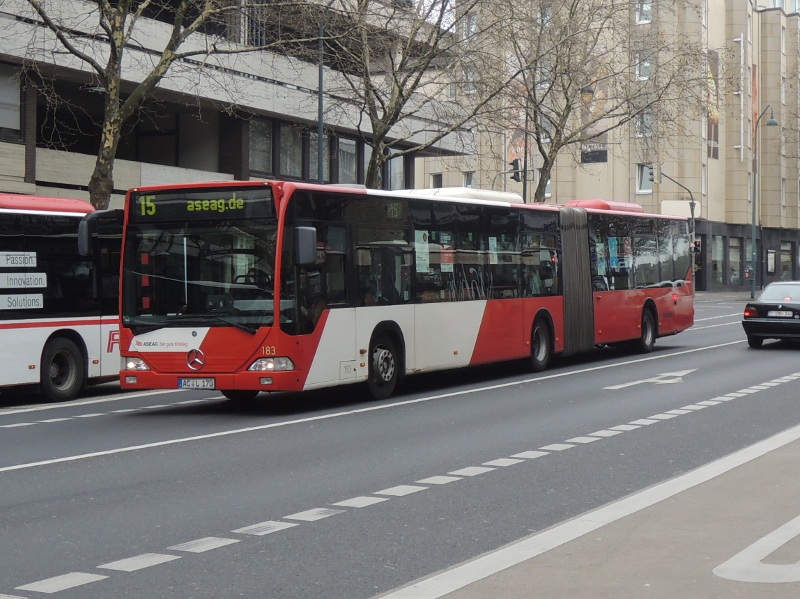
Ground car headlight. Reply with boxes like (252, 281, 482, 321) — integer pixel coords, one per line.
(248, 357, 295, 371)
(125, 357, 150, 371)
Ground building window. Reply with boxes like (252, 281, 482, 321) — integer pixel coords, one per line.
(279, 123, 303, 178)
(711, 235, 724, 285)
(635, 52, 652, 80)
(463, 171, 475, 188)
(635, 109, 653, 137)
(780, 241, 793, 280)
(337, 137, 357, 184)
(309, 131, 330, 183)
(0, 64, 21, 141)
(637, 164, 653, 193)
(430, 173, 443, 188)
(463, 12, 478, 39)
(248, 118, 273, 174)
(463, 68, 476, 95)
(448, 82, 457, 101)
(701, 164, 707, 196)
(388, 148, 405, 190)
(636, 1, 652, 24)
(729, 237, 742, 285)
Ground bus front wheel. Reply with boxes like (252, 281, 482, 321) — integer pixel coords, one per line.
(530, 319, 551, 372)
(40, 338, 85, 402)
(367, 334, 398, 400)
(222, 390, 260, 402)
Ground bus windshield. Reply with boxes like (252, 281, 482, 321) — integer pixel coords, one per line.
(122, 188, 277, 334)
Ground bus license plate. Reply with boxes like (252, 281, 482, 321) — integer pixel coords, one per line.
(768, 310, 793, 318)
(179, 378, 216, 389)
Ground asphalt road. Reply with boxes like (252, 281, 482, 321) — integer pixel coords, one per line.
(3, 297, 799, 598)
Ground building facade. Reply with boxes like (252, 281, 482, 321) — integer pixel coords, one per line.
(417, 0, 800, 292)
(0, 0, 459, 208)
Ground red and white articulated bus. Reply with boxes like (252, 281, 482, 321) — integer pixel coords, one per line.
(108, 181, 694, 401)
(0, 194, 121, 401)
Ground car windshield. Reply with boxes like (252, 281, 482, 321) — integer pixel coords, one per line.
(759, 283, 800, 302)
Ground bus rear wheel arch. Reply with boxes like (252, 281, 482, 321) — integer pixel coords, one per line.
(530, 315, 553, 372)
(40, 337, 86, 402)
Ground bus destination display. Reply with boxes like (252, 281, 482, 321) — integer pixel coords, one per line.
(131, 188, 273, 221)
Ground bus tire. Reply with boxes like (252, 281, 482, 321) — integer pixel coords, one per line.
(40, 337, 85, 402)
(635, 309, 656, 354)
(367, 334, 398, 400)
(530, 318, 551, 372)
(221, 390, 260, 402)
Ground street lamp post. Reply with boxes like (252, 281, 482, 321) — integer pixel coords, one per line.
(751, 105, 779, 299)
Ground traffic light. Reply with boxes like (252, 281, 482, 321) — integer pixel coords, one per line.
(648, 165, 655, 182)
(692, 240, 701, 254)
(509, 158, 522, 182)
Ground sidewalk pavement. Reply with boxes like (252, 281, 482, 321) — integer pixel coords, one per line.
(694, 290, 754, 303)
(379, 427, 800, 599)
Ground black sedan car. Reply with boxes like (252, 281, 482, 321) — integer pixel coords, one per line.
(742, 281, 800, 348)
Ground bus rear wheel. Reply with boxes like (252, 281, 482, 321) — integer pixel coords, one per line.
(635, 310, 656, 353)
(40, 338, 85, 402)
(221, 390, 260, 402)
(367, 334, 398, 400)
(530, 319, 551, 372)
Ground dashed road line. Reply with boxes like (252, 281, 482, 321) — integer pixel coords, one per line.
(231, 520, 298, 536)
(16, 572, 107, 593)
(284, 508, 345, 522)
(333, 496, 390, 508)
(168, 537, 240, 553)
(98, 553, 180, 572)
(376, 485, 428, 496)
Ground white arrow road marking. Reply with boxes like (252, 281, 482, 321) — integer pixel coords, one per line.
(714, 513, 800, 583)
(604, 369, 696, 390)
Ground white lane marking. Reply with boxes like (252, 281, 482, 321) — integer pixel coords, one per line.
(0, 593, 27, 599)
(449, 466, 495, 477)
(333, 496, 390, 508)
(609, 424, 641, 431)
(511, 451, 549, 459)
(648, 413, 678, 420)
(232, 520, 298, 536)
(284, 508, 345, 522)
(714, 513, 800, 583)
(376, 485, 428, 497)
(99, 553, 180, 572)
(697, 400, 722, 406)
(378, 424, 800, 599)
(76, 413, 105, 418)
(539, 443, 574, 451)
(0, 341, 748, 474)
(483, 458, 524, 467)
(0, 422, 35, 428)
(416, 476, 461, 485)
(168, 537, 239, 553)
(680, 405, 707, 411)
(1, 389, 185, 416)
(39, 418, 70, 423)
(629, 419, 659, 425)
(565, 436, 600, 444)
(589, 430, 622, 438)
(603, 370, 696, 390)
(16, 572, 107, 593)
(665, 409, 692, 415)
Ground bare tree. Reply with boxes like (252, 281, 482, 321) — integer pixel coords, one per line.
(18, 0, 324, 208)
(317, 0, 515, 188)
(491, 0, 709, 201)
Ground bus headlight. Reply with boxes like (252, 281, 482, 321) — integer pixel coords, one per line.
(125, 357, 150, 371)
(248, 357, 295, 371)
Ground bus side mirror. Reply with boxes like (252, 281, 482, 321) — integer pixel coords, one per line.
(78, 209, 123, 256)
(78, 215, 97, 257)
(295, 226, 317, 266)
